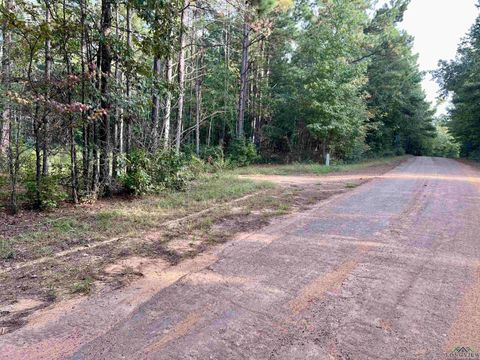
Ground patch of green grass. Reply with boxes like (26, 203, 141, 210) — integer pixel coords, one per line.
(51, 218, 89, 233)
(345, 182, 358, 189)
(97, 210, 120, 225)
(14, 231, 46, 243)
(35, 246, 54, 257)
(70, 277, 94, 295)
(230, 156, 408, 176)
(155, 174, 274, 209)
(191, 175, 273, 201)
(0, 238, 15, 260)
(276, 203, 291, 212)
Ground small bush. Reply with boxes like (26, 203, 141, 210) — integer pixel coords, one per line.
(201, 146, 224, 163)
(25, 175, 68, 210)
(121, 149, 195, 195)
(227, 139, 258, 167)
(187, 155, 207, 177)
(19, 153, 68, 210)
(121, 150, 153, 195)
(150, 150, 192, 190)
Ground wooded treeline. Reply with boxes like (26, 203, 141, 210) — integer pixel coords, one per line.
(436, 3, 480, 159)
(0, 0, 437, 212)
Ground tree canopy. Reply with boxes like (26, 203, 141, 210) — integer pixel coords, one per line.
(436, 5, 480, 159)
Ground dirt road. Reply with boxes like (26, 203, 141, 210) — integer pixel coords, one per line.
(2, 157, 480, 359)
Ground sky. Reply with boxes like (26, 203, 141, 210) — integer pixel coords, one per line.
(397, 0, 479, 115)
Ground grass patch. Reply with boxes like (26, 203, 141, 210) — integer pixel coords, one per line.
(230, 156, 408, 176)
(155, 174, 273, 209)
(70, 277, 94, 295)
(0, 238, 15, 260)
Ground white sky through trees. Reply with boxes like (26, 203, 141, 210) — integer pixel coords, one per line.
(396, 0, 478, 115)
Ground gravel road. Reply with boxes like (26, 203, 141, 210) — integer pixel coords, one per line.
(2, 156, 479, 359)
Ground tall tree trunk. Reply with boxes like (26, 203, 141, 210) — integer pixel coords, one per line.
(112, 4, 122, 177)
(99, 0, 113, 196)
(33, 106, 42, 208)
(8, 112, 20, 214)
(1, 0, 13, 165)
(42, 0, 51, 176)
(195, 70, 202, 155)
(163, 56, 173, 149)
(62, 0, 79, 204)
(220, 4, 230, 148)
(151, 57, 161, 152)
(237, 5, 250, 139)
(3, 1, 19, 214)
(80, 0, 90, 193)
(125, 4, 132, 162)
(255, 38, 265, 145)
(70, 126, 79, 203)
(175, 0, 189, 153)
(195, 16, 204, 155)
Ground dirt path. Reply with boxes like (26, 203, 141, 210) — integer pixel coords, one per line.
(2, 157, 480, 359)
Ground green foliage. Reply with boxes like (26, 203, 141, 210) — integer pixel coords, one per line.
(121, 151, 152, 196)
(292, 0, 370, 158)
(22, 156, 68, 210)
(201, 145, 224, 164)
(431, 125, 460, 158)
(265, 0, 433, 161)
(435, 14, 480, 158)
(121, 149, 198, 195)
(0, 0, 445, 214)
(24, 175, 68, 210)
(199, 146, 226, 172)
(227, 139, 259, 167)
(365, 7, 435, 157)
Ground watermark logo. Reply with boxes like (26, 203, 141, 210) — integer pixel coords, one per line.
(445, 347, 480, 359)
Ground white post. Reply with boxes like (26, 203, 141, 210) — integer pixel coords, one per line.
(325, 153, 330, 167)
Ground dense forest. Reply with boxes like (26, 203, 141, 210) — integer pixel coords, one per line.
(436, 4, 480, 159)
(0, 0, 440, 212)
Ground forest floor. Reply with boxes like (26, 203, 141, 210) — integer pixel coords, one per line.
(0, 156, 408, 336)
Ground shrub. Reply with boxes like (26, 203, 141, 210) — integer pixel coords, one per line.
(227, 139, 258, 167)
(150, 150, 192, 190)
(431, 126, 460, 158)
(201, 145, 224, 163)
(395, 147, 406, 156)
(121, 150, 153, 195)
(186, 155, 207, 177)
(121, 149, 195, 195)
(24, 173, 68, 210)
(22, 155, 68, 210)
(200, 146, 226, 172)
